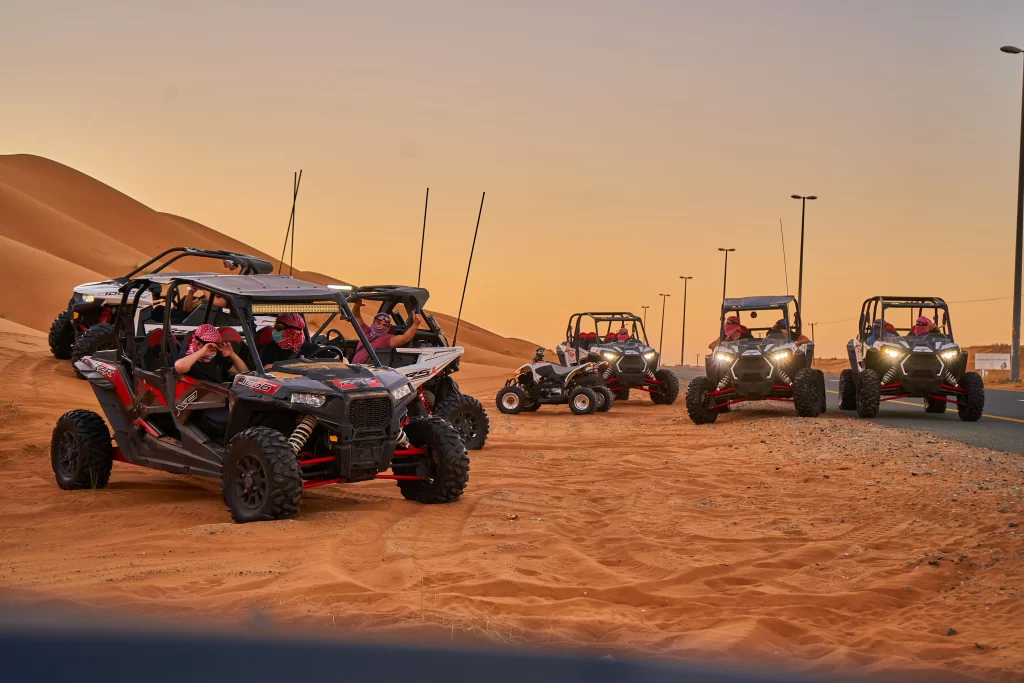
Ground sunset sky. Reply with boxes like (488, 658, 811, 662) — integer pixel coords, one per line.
(4, 1, 1024, 359)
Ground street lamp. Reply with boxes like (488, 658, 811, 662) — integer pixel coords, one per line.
(658, 293, 671, 352)
(679, 276, 692, 366)
(641, 305, 650, 327)
(790, 194, 817, 333)
(718, 248, 736, 304)
(1001, 45, 1024, 382)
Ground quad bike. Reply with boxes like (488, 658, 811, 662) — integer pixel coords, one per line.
(52, 273, 469, 524)
(840, 296, 984, 421)
(48, 247, 274, 374)
(495, 348, 613, 415)
(557, 312, 679, 404)
(686, 296, 826, 424)
(310, 285, 490, 450)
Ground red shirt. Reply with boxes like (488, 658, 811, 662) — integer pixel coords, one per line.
(352, 323, 392, 364)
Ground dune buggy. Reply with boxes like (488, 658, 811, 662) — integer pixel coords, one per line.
(686, 296, 824, 424)
(557, 312, 679, 404)
(51, 274, 469, 523)
(305, 284, 490, 450)
(48, 247, 274, 370)
(496, 348, 612, 415)
(840, 296, 984, 420)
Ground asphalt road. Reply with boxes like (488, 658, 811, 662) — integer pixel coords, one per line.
(669, 366, 1024, 455)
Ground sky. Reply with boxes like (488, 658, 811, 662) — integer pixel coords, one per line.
(3, 0, 1024, 359)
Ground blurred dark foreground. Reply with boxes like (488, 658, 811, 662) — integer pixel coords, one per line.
(0, 602, 849, 683)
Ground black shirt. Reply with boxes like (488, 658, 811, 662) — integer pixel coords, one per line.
(187, 355, 233, 384)
(259, 342, 298, 367)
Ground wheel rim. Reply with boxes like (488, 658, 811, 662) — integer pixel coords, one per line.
(573, 394, 590, 411)
(58, 432, 78, 478)
(502, 392, 520, 410)
(451, 411, 478, 440)
(234, 454, 267, 510)
(595, 392, 605, 409)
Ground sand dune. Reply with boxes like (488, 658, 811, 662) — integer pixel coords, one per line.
(0, 154, 535, 366)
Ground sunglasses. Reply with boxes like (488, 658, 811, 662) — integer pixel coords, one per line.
(274, 322, 304, 331)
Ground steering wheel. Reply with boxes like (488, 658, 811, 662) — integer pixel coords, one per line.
(309, 345, 344, 360)
(324, 328, 345, 345)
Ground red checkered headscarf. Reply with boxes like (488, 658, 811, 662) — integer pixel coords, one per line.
(275, 313, 306, 352)
(912, 316, 932, 336)
(724, 315, 745, 340)
(185, 324, 222, 363)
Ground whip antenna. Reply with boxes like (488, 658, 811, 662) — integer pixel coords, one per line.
(452, 191, 486, 346)
(417, 187, 429, 287)
(779, 218, 789, 296)
(278, 170, 302, 275)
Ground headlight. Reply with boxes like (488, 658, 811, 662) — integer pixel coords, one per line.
(290, 393, 326, 408)
(715, 351, 734, 362)
(940, 349, 959, 360)
(643, 351, 656, 361)
(601, 351, 618, 361)
(82, 294, 95, 303)
(883, 347, 902, 360)
(391, 383, 413, 401)
(772, 350, 791, 362)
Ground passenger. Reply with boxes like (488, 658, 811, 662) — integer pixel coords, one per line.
(911, 315, 938, 336)
(865, 319, 896, 345)
(182, 285, 229, 314)
(615, 326, 630, 343)
(174, 324, 247, 383)
(259, 313, 306, 368)
(350, 299, 424, 364)
(709, 315, 752, 349)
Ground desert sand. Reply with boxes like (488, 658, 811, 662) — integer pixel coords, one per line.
(0, 328, 1022, 681)
(1, 156, 1022, 681)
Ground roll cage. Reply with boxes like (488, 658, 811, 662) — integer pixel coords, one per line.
(112, 275, 382, 379)
(719, 296, 800, 344)
(311, 285, 449, 349)
(122, 247, 274, 280)
(566, 312, 649, 347)
(856, 297, 953, 342)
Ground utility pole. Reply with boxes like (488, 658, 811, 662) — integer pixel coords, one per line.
(810, 322, 816, 344)
(641, 305, 650, 327)
(658, 293, 671, 352)
(1000, 45, 1024, 381)
(679, 276, 692, 366)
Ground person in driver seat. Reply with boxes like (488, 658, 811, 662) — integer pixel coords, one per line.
(350, 298, 424, 364)
(174, 324, 248, 383)
(766, 318, 811, 344)
(615, 326, 631, 343)
(259, 313, 306, 368)
(910, 315, 939, 336)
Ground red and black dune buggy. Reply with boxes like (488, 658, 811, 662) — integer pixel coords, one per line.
(51, 273, 469, 523)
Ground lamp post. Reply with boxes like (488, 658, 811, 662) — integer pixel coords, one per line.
(679, 276, 692, 366)
(810, 322, 816, 344)
(1001, 45, 1024, 382)
(718, 248, 736, 304)
(641, 305, 650, 327)
(658, 293, 670, 352)
(790, 194, 817, 333)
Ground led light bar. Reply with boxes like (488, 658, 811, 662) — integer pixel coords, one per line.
(251, 303, 341, 314)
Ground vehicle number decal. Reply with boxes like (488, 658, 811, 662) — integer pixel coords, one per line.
(176, 390, 199, 416)
(234, 375, 281, 394)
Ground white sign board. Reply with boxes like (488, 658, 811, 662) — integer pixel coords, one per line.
(975, 353, 1010, 371)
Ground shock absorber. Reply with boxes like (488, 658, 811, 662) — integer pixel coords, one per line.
(717, 376, 730, 391)
(776, 368, 792, 385)
(645, 370, 657, 381)
(882, 368, 897, 384)
(288, 415, 318, 453)
(943, 371, 958, 387)
(601, 366, 613, 380)
(396, 427, 410, 449)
